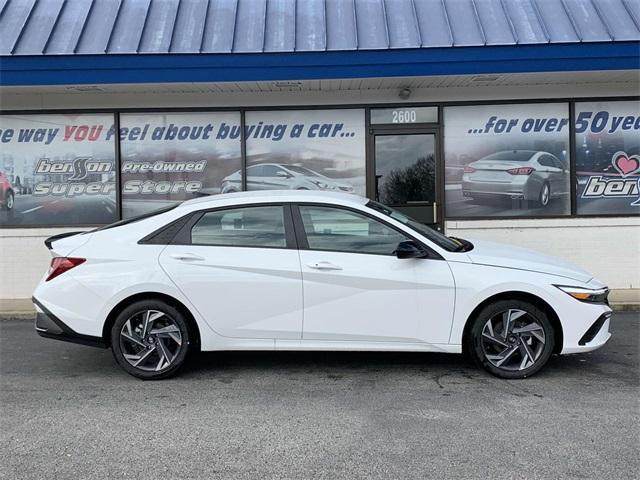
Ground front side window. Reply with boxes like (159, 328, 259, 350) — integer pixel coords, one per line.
(299, 205, 409, 255)
(191, 205, 286, 248)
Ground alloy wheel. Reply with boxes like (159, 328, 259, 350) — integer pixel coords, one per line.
(119, 310, 183, 372)
(6, 192, 13, 209)
(540, 184, 550, 206)
(480, 309, 546, 371)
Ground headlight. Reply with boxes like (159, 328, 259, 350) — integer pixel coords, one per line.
(555, 285, 609, 304)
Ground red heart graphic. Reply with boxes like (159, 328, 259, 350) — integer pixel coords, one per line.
(612, 151, 640, 177)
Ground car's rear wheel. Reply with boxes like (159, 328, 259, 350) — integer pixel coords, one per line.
(537, 182, 550, 207)
(468, 300, 555, 379)
(110, 300, 191, 380)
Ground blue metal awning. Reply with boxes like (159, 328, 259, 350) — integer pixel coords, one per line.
(0, 0, 638, 86)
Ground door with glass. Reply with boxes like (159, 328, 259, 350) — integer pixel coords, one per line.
(373, 132, 441, 230)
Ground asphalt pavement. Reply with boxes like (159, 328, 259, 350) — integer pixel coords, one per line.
(1, 313, 638, 480)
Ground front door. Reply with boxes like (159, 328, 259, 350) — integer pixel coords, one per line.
(295, 204, 455, 345)
(373, 132, 442, 231)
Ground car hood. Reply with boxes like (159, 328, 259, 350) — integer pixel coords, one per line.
(464, 239, 593, 283)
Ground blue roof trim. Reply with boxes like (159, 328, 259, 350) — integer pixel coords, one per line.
(1, 42, 638, 86)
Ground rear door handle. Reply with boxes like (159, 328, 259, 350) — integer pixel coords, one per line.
(170, 253, 205, 262)
(307, 261, 342, 271)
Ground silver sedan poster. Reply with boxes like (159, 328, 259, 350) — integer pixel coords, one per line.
(244, 109, 366, 196)
(444, 103, 571, 218)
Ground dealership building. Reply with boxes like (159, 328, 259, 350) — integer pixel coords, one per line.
(0, 0, 639, 300)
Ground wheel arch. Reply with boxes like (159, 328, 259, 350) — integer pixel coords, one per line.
(461, 290, 563, 355)
(102, 292, 201, 350)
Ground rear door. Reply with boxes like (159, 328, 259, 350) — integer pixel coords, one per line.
(159, 204, 303, 339)
(293, 204, 455, 344)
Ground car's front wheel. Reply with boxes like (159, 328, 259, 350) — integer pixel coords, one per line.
(468, 300, 555, 379)
(110, 300, 191, 380)
(3, 190, 14, 210)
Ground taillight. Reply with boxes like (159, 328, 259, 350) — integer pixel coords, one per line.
(46, 257, 86, 282)
(463, 165, 476, 173)
(507, 167, 535, 175)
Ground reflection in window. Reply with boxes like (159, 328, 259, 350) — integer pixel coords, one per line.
(374, 134, 436, 205)
(299, 206, 408, 255)
(191, 206, 286, 248)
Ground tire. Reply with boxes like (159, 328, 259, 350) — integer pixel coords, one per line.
(537, 182, 550, 207)
(468, 300, 555, 379)
(3, 190, 14, 210)
(110, 299, 192, 380)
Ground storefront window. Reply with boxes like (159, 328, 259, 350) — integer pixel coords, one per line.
(119, 112, 241, 218)
(0, 114, 117, 226)
(575, 101, 640, 215)
(244, 109, 366, 196)
(444, 103, 571, 218)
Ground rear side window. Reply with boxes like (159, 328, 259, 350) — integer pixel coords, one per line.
(299, 205, 409, 255)
(191, 206, 286, 248)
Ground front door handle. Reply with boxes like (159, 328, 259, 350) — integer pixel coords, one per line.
(307, 261, 342, 271)
(170, 253, 205, 262)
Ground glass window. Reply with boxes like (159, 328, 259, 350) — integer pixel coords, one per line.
(119, 112, 242, 218)
(444, 103, 571, 218)
(538, 155, 555, 168)
(374, 134, 436, 205)
(191, 205, 286, 248)
(0, 113, 117, 227)
(299, 205, 409, 255)
(366, 201, 463, 252)
(245, 109, 365, 195)
(575, 101, 640, 215)
(262, 164, 287, 177)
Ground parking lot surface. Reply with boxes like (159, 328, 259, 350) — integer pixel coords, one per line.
(1, 313, 638, 480)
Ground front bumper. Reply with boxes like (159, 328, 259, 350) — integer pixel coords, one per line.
(562, 310, 612, 354)
(33, 297, 106, 349)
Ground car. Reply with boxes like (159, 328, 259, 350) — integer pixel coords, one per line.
(0, 172, 15, 211)
(221, 163, 354, 193)
(462, 150, 569, 207)
(33, 191, 611, 380)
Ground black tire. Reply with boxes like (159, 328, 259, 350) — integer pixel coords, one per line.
(537, 182, 550, 207)
(3, 190, 14, 210)
(110, 299, 192, 380)
(468, 300, 555, 379)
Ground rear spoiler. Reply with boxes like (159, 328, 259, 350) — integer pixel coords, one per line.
(44, 232, 84, 250)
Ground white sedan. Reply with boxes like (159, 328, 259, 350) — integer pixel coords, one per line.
(33, 191, 611, 380)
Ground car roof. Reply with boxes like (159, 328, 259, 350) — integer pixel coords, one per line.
(179, 190, 368, 208)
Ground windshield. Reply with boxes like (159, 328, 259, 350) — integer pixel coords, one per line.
(366, 201, 467, 252)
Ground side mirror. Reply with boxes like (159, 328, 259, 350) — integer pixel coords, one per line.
(394, 240, 428, 259)
(276, 171, 291, 178)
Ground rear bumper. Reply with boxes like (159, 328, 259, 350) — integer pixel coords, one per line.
(33, 297, 106, 349)
(462, 176, 540, 200)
